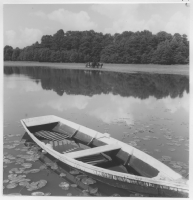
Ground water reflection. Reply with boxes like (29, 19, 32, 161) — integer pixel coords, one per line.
(4, 66, 189, 99)
(4, 66, 189, 126)
(4, 66, 189, 196)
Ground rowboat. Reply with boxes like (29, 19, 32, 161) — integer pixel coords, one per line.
(20, 115, 189, 197)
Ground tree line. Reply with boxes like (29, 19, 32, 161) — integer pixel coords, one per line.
(4, 66, 189, 98)
(4, 29, 189, 65)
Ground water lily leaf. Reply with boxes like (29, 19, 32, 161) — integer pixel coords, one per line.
(88, 187, 98, 194)
(161, 156, 171, 162)
(40, 164, 47, 170)
(6, 183, 18, 189)
(7, 193, 22, 196)
(27, 151, 35, 155)
(70, 169, 79, 175)
(82, 177, 96, 185)
(19, 181, 30, 187)
(21, 163, 32, 168)
(111, 193, 121, 197)
(24, 169, 40, 174)
(70, 184, 77, 187)
(3, 179, 9, 183)
(31, 192, 45, 196)
(59, 181, 69, 188)
(59, 173, 66, 177)
(169, 148, 176, 152)
(44, 192, 51, 196)
(50, 163, 58, 170)
(75, 175, 87, 181)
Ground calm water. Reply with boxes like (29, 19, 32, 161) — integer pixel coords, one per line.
(3, 66, 189, 196)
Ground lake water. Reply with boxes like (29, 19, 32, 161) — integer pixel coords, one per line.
(3, 66, 189, 196)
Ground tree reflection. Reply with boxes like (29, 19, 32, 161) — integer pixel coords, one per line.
(4, 66, 189, 99)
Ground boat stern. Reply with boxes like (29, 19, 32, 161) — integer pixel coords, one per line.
(21, 115, 59, 127)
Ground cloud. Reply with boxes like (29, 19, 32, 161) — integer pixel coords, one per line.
(39, 94, 90, 111)
(5, 78, 41, 92)
(165, 11, 189, 35)
(6, 81, 16, 89)
(88, 94, 137, 125)
(144, 14, 164, 33)
(31, 10, 47, 19)
(21, 81, 41, 92)
(19, 28, 42, 46)
(91, 4, 189, 35)
(5, 28, 43, 48)
(48, 9, 97, 31)
(32, 9, 97, 31)
(5, 30, 16, 46)
(91, 4, 162, 34)
(91, 4, 138, 20)
(162, 91, 189, 113)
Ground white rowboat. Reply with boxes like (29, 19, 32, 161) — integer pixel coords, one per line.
(21, 115, 189, 197)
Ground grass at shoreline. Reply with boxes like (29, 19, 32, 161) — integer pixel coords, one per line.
(4, 61, 189, 76)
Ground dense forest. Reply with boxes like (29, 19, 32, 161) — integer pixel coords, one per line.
(4, 29, 189, 65)
(4, 66, 189, 99)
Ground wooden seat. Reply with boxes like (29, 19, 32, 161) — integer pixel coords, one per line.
(64, 144, 121, 159)
(34, 130, 69, 141)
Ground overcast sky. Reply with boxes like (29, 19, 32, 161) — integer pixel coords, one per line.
(3, 3, 190, 48)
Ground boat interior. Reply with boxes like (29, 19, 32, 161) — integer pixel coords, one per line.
(26, 121, 160, 178)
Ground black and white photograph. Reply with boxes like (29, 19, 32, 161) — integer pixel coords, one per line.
(3, 0, 190, 197)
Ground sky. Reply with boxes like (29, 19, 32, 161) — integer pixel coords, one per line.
(3, 3, 190, 48)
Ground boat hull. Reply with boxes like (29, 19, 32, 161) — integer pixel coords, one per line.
(20, 116, 189, 197)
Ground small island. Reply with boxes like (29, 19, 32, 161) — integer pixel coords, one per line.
(4, 29, 189, 65)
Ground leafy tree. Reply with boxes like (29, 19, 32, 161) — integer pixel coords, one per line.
(4, 45, 13, 61)
(12, 47, 21, 61)
(4, 29, 189, 65)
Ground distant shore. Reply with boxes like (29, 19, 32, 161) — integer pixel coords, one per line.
(4, 61, 189, 76)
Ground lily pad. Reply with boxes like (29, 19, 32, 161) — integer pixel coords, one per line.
(62, 187, 69, 191)
(8, 174, 26, 181)
(31, 192, 45, 196)
(44, 192, 51, 196)
(50, 163, 58, 170)
(88, 187, 98, 194)
(70, 184, 77, 187)
(75, 175, 87, 181)
(7, 193, 22, 196)
(27, 151, 35, 155)
(59, 182, 69, 188)
(6, 183, 18, 189)
(19, 181, 30, 187)
(161, 156, 171, 162)
(59, 173, 66, 177)
(24, 169, 40, 174)
(82, 177, 96, 185)
(111, 193, 121, 197)
(81, 190, 90, 196)
(70, 169, 79, 175)
(26, 180, 47, 191)
(22, 163, 32, 168)
(40, 164, 47, 170)
(169, 148, 176, 152)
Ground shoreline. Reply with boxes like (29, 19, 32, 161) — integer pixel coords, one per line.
(4, 61, 189, 76)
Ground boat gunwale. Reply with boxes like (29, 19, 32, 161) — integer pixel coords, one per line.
(20, 116, 189, 193)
